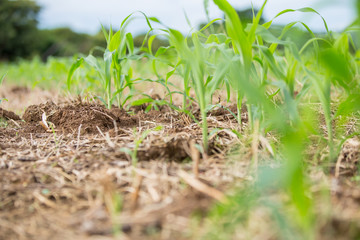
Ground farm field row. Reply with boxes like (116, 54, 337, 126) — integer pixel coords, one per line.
(1, 0, 360, 239)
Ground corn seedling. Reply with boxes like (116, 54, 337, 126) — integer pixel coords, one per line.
(0, 73, 8, 105)
(67, 12, 160, 109)
(0, 98, 7, 105)
(167, 27, 230, 153)
(213, 0, 267, 129)
(0, 72, 6, 85)
(120, 125, 163, 166)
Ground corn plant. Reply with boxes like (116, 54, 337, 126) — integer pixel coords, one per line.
(259, 6, 341, 160)
(167, 26, 231, 153)
(201, 114, 316, 239)
(196, 33, 317, 240)
(213, 0, 267, 130)
(67, 12, 158, 109)
(316, 32, 360, 160)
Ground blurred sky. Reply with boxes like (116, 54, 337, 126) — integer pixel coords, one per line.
(36, 0, 356, 35)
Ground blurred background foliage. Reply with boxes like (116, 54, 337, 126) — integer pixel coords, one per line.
(0, 0, 349, 62)
(0, 0, 108, 61)
(0, 0, 40, 60)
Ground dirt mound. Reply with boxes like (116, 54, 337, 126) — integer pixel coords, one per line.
(22, 101, 138, 134)
(137, 138, 190, 162)
(0, 107, 21, 121)
(9, 85, 30, 94)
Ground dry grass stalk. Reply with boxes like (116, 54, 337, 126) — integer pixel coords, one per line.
(96, 126, 115, 148)
(190, 139, 200, 178)
(76, 124, 82, 150)
(130, 173, 144, 213)
(33, 191, 57, 208)
(0, 219, 26, 239)
(177, 170, 226, 203)
(335, 154, 343, 178)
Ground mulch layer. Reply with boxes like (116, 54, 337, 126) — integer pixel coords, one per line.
(0, 95, 360, 239)
(0, 99, 247, 240)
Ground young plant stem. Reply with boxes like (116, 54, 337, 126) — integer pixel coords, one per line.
(247, 104, 253, 131)
(107, 82, 111, 109)
(201, 106, 209, 155)
(312, 74, 334, 161)
(183, 92, 187, 111)
(237, 92, 243, 130)
(183, 65, 191, 110)
(115, 66, 122, 108)
(251, 119, 260, 170)
(324, 108, 334, 161)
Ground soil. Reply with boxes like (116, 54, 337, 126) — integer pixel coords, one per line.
(22, 101, 138, 134)
(1, 86, 360, 239)
(0, 107, 21, 121)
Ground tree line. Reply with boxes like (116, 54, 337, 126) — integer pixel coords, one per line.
(0, 0, 167, 61)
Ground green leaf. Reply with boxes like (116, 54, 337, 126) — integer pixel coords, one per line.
(0, 98, 8, 104)
(297, 7, 329, 33)
(247, 0, 268, 44)
(131, 98, 154, 106)
(119, 147, 133, 156)
(84, 55, 102, 75)
(204, 0, 210, 18)
(126, 32, 134, 55)
(336, 93, 360, 117)
(320, 48, 353, 91)
(166, 68, 176, 82)
(213, 0, 253, 78)
(94, 96, 107, 106)
(264, 7, 329, 35)
(67, 58, 84, 90)
(100, 23, 109, 44)
(205, 59, 229, 103)
(139, 11, 155, 30)
(199, 18, 222, 32)
(153, 125, 164, 131)
(121, 13, 134, 28)
(255, 45, 286, 80)
(109, 30, 121, 52)
(299, 37, 332, 54)
(155, 46, 171, 57)
(148, 17, 161, 23)
(213, 0, 249, 57)
(246, 24, 286, 44)
(0, 72, 7, 85)
(122, 94, 134, 107)
(148, 35, 157, 55)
